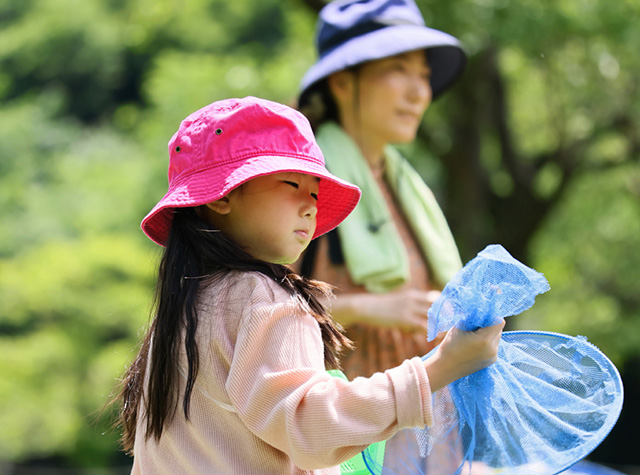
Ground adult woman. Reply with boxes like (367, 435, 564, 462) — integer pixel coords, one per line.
(297, 0, 466, 380)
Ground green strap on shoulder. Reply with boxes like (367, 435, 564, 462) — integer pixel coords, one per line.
(326, 369, 386, 475)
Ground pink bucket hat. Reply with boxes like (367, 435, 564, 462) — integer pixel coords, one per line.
(141, 96, 361, 246)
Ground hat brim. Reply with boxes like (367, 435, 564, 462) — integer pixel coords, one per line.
(141, 154, 362, 246)
(299, 24, 466, 105)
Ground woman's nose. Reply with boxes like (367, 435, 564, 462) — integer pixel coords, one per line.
(409, 74, 432, 103)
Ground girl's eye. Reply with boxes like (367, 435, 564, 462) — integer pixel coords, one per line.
(284, 180, 317, 200)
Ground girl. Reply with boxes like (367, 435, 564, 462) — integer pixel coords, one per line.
(117, 96, 503, 474)
(297, 0, 467, 381)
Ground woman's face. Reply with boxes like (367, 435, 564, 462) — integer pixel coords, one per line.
(334, 50, 432, 147)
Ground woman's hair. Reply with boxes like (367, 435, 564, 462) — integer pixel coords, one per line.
(117, 207, 352, 453)
(299, 79, 340, 131)
(299, 65, 361, 131)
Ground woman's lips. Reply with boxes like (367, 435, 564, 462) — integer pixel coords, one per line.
(397, 110, 421, 121)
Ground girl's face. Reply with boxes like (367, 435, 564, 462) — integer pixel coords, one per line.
(203, 172, 319, 265)
(333, 50, 432, 148)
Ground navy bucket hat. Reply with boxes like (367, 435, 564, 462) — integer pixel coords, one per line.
(298, 0, 467, 107)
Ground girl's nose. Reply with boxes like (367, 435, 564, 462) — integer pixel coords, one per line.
(302, 195, 318, 219)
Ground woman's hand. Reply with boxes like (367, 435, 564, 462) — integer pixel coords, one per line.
(331, 289, 441, 332)
(423, 320, 505, 392)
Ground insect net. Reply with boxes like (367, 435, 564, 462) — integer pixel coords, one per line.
(363, 245, 623, 475)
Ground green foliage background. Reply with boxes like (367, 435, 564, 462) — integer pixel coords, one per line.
(0, 0, 638, 470)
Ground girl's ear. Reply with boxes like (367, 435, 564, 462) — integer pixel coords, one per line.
(204, 197, 231, 215)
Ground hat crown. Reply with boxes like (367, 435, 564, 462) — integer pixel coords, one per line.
(166, 97, 324, 186)
(317, 0, 425, 57)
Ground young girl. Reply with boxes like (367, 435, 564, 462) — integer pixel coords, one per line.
(118, 96, 503, 474)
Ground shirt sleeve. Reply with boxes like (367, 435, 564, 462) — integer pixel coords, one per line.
(225, 275, 433, 470)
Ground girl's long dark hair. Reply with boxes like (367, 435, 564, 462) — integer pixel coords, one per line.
(117, 207, 351, 454)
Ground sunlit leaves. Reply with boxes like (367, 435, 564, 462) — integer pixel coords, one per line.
(524, 164, 640, 368)
(0, 235, 154, 461)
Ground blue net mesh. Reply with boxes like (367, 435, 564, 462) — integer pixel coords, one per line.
(364, 245, 624, 475)
(427, 244, 550, 339)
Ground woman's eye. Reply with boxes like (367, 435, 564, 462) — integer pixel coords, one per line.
(311, 193, 318, 201)
(284, 181, 299, 189)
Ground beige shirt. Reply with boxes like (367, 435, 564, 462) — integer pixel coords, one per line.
(131, 271, 433, 474)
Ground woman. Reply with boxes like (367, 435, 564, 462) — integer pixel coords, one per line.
(296, 0, 467, 381)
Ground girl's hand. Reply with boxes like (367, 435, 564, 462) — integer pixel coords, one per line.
(334, 289, 441, 332)
(423, 320, 505, 392)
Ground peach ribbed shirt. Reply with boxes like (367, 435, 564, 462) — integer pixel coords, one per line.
(131, 271, 433, 474)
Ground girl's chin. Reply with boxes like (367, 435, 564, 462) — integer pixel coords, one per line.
(268, 254, 302, 266)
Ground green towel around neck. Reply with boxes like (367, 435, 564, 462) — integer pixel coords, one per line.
(315, 122, 462, 292)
